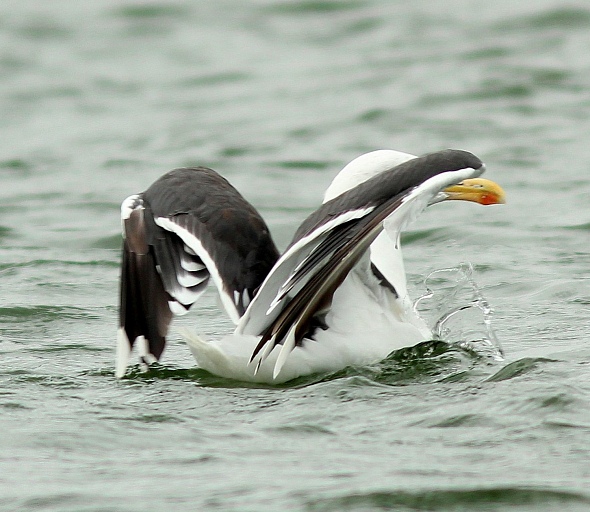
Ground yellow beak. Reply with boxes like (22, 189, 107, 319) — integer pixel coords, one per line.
(443, 178, 506, 206)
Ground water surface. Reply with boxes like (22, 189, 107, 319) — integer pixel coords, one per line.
(1, 1, 589, 510)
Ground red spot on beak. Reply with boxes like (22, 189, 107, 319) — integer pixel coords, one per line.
(480, 194, 498, 205)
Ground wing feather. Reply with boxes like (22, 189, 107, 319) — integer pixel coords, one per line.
(250, 196, 404, 369)
(118, 204, 173, 377)
(118, 167, 279, 376)
(245, 149, 485, 375)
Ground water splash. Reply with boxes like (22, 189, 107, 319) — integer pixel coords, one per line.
(413, 262, 504, 361)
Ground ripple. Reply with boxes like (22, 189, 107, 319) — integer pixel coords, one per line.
(528, 68, 572, 88)
(268, 424, 336, 436)
(177, 71, 249, 88)
(499, 7, 590, 31)
(70, 199, 120, 212)
(0, 159, 32, 172)
(121, 364, 272, 388)
(544, 419, 590, 431)
(468, 80, 533, 100)
(330, 340, 483, 387)
(26, 343, 107, 354)
(562, 221, 590, 231)
(515, 392, 582, 416)
(88, 233, 123, 250)
(17, 20, 72, 41)
(0, 305, 99, 323)
(428, 413, 487, 429)
(120, 362, 332, 389)
(0, 54, 32, 72)
(101, 158, 145, 169)
(263, 0, 363, 15)
(306, 487, 590, 511)
(21, 494, 81, 510)
(10, 86, 83, 102)
(274, 160, 333, 170)
(402, 227, 451, 245)
(125, 340, 492, 389)
(168, 455, 219, 466)
(1, 402, 32, 410)
(6, 374, 83, 389)
(218, 146, 251, 158)
(113, 4, 191, 19)
(485, 357, 557, 382)
(420, 85, 530, 107)
(115, 413, 184, 424)
(111, 4, 188, 37)
(463, 46, 511, 60)
(355, 108, 389, 123)
(0, 258, 118, 270)
(0, 225, 14, 240)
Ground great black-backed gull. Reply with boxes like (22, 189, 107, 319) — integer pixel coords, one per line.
(117, 149, 505, 383)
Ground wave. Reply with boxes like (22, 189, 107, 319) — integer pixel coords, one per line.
(306, 487, 590, 511)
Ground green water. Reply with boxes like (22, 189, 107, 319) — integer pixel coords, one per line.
(1, 1, 589, 510)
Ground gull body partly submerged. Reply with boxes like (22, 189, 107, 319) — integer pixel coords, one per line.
(117, 149, 505, 383)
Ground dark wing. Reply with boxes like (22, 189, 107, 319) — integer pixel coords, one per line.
(236, 149, 484, 377)
(118, 195, 173, 373)
(117, 167, 279, 377)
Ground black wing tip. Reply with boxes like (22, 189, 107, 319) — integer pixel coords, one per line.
(249, 333, 270, 364)
(119, 218, 173, 377)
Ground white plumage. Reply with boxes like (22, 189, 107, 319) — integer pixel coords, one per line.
(118, 149, 504, 383)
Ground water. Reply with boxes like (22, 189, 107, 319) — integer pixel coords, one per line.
(1, 0, 589, 510)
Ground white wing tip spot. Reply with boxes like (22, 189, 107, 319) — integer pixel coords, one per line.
(121, 194, 143, 220)
(168, 300, 189, 316)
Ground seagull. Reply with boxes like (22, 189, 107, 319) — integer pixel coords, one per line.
(117, 149, 505, 383)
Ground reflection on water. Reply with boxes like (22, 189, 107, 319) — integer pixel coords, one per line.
(414, 262, 504, 361)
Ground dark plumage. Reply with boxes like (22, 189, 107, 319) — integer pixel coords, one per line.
(119, 167, 279, 364)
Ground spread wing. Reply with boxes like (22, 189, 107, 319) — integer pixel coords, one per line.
(117, 167, 279, 377)
(237, 149, 485, 378)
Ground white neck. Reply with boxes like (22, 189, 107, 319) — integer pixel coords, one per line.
(323, 149, 417, 203)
